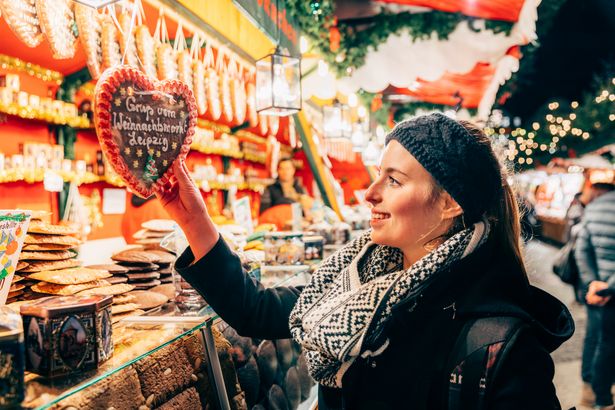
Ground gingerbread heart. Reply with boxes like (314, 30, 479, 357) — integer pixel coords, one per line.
(0, 0, 43, 48)
(94, 65, 197, 198)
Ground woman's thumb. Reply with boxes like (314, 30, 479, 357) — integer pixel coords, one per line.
(173, 160, 192, 187)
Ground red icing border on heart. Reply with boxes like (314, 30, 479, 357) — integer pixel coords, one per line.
(94, 65, 197, 198)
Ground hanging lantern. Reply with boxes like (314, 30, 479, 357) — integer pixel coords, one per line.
(323, 98, 351, 139)
(351, 120, 369, 152)
(362, 139, 381, 165)
(256, 46, 302, 116)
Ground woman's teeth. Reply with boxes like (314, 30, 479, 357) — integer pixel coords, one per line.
(372, 213, 390, 220)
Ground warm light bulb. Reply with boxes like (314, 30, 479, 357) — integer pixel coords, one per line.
(348, 93, 358, 107)
(357, 106, 367, 118)
(527, 158, 534, 165)
(300, 36, 309, 54)
(318, 60, 329, 76)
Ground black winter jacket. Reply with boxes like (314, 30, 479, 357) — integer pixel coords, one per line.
(176, 234, 574, 409)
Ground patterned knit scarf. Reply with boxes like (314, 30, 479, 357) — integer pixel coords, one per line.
(289, 220, 490, 388)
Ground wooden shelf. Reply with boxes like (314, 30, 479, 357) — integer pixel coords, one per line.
(0, 170, 124, 187)
(0, 103, 90, 128)
(195, 179, 265, 193)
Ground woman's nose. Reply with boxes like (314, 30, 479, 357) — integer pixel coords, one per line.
(365, 180, 381, 206)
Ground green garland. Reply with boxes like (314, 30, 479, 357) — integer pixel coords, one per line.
(357, 90, 477, 127)
(287, 0, 513, 75)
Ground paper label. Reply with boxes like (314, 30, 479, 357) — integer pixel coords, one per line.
(0, 211, 31, 305)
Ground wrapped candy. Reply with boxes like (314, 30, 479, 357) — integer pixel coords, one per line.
(118, 13, 139, 68)
(135, 25, 157, 79)
(247, 82, 259, 128)
(230, 61, 247, 125)
(101, 14, 121, 71)
(177, 50, 193, 90)
(205, 44, 222, 121)
(192, 58, 207, 116)
(156, 43, 178, 80)
(215, 47, 233, 123)
(36, 0, 78, 59)
(75, 3, 103, 79)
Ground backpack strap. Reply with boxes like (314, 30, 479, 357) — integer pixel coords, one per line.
(447, 316, 527, 410)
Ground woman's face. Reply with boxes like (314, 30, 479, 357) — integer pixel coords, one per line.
(365, 140, 447, 254)
(278, 160, 296, 183)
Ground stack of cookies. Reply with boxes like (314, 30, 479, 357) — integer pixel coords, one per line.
(110, 248, 175, 290)
(76, 283, 143, 324)
(28, 267, 112, 296)
(6, 273, 26, 304)
(148, 250, 175, 284)
(16, 221, 84, 301)
(132, 219, 176, 251)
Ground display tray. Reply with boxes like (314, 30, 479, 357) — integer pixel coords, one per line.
(21, 302, 215, 409)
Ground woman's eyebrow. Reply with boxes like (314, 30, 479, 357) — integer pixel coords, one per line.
(383, 167, 408, 177)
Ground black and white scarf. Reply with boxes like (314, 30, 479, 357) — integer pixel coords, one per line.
(289, 220, 490, 388)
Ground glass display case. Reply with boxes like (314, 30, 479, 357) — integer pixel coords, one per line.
(18, 270, 317, 410)
(23, 304, 221, 409)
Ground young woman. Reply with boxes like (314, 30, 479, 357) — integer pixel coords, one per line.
(158, 113, 574, 409)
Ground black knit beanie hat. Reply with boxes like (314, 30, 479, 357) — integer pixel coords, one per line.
(385, 113, 503, 224)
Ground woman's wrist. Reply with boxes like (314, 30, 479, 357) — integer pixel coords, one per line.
(181, 217, 219, 261)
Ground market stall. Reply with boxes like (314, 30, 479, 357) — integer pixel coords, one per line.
(515, 151, 615, 243)
(0, 0, 358, 408)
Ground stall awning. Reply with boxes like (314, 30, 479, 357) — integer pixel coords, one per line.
(302, 0, 538, 120)
(374, 0, 527, 22)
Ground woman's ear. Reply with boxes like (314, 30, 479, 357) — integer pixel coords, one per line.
(441, 192, 463, 219)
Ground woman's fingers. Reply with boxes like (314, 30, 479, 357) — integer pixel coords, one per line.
(173, 160, 192, 188)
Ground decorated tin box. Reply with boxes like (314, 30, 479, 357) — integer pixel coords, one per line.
(20, 295, 113, 378)
(0, 306, 25, 408)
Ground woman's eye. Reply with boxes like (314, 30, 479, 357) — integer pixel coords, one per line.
(387, 176, 400, 186)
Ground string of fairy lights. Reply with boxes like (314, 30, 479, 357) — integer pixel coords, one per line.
(484, 77, 615, 166)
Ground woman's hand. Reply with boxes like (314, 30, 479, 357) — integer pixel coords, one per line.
(156, 160, 219, 260)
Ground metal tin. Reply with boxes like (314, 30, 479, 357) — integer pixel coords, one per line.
(303, 235, 324, 261)
(0, 306, 24, 408)
(264, 232, 305, 265)
(20, 295, 113, 378)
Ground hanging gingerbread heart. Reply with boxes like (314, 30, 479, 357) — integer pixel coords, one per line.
(94, 66, 197, 198)
(0, 0, 43, 47)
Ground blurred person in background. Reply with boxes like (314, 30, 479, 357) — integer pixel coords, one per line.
(259, 158, 314, 225)
(575, 183, 615, 409)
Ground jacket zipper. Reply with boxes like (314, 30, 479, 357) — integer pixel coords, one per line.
(443, 301, 456, 319)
